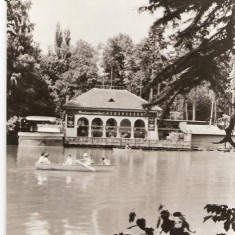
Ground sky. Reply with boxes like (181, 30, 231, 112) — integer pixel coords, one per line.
(29, 0, 159, 53)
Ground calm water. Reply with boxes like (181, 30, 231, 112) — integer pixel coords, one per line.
(7, 145, 235, 235)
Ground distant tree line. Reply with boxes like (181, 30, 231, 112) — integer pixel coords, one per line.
(7, 0, 234, 124)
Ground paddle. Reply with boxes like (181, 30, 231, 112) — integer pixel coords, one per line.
(75, 160, 96, 172)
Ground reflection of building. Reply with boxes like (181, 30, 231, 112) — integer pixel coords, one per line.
(63, 88, 190, 150)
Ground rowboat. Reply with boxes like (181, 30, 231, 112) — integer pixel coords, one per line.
(35, 163, 117, 172)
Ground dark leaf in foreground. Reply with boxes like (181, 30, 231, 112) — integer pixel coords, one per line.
(156, 217, 161, 228)
(145, 227, 154, 235)
(158, 204, 164, 211)
(136, 218, 146, 230)
(203, 215, 213, 223)
(129, 212, 136, 223)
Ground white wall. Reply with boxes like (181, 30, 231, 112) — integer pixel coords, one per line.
(65, 114, 159, 140)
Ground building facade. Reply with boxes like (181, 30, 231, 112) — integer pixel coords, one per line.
(64, 88, 161, 144)
(63, 88, 191, 149)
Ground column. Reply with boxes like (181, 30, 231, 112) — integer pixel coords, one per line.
(130, 119, 134, 139)
(116, 119, 121, 138)
(102, 125, 106, 138)
(88, 117, 92, 137)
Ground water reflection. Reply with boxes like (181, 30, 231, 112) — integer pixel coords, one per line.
(25, 212, 50, 235)
(7, 145, 235, 235)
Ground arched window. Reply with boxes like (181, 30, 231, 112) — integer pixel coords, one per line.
(106, 118, 117, 137)
(120, 119, 131, 138)
(77, 117, 89, 137)
(134, 119, 146, 138)
(91, 118, 103, 137)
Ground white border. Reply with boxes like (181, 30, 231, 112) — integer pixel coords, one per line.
(0, 1, 7, 235)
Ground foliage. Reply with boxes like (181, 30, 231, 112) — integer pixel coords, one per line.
(7, 116, 19, 144)
(115, 204, 235, 235)
(7, 0, 55, 118)
(115, 205, 194, 235)
(41, 27, 99, 116)
(204, 204, 235, 234)
(7, 116, 19, 134)
(140, 0, 234, 111)
(131, 35, 167, 100)
(64, 40, 100, 95)
(101, 33, 136, 89)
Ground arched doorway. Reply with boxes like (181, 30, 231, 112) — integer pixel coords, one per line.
(91, 118, 103, 137)
(120, 119, 131, 138)
(106, 118, 117, 137)
(77, 117, 89, 137)
(134, 119, 146, 138)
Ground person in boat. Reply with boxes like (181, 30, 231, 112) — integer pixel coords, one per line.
(102, 157, 111, 166)
(63, 154, 74, 166)
(43, 154, 51, 164)
(37, 152, 46, 164)
(125, 144, 130, 149)
(76, 153, 93, 166)
(37, 153, 51, 164)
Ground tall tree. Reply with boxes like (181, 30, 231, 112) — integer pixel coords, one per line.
(61, 40, 99, 97)
(140, 0, 234, 112)
(132, 33, 168, 100)
(101, 33, 135, 88)
(40, 24, 73, 116)
(7, 0, 55, 118)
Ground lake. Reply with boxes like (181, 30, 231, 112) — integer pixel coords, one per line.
(7, 145, 235, 235)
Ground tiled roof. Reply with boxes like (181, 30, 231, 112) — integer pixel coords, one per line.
(64, 88, 162, 111)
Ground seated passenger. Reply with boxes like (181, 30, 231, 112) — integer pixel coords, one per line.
(102, 157, 111, 166)
(37, 152, 45, 164)
(37, 153, 51, 164)
(43, 154, 51, 164)
(76, 153, 93, 166)
(63, 154, 74, 166)
(125, 144, 130, 149)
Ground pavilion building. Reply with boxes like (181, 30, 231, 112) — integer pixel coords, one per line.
(63, 88, 190, 149)
(64, 88, 161, 141)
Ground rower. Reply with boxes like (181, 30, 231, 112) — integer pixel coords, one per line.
(37, 153, 51, 164)
(43, 154, 51, 164)
(102, 157, 111, 166)
(63, 154, 74, 166)
(37, 152, 45, 164)
(76, 153, 93, 166)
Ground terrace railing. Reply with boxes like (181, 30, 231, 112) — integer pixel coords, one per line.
(64, 137, 191, 150)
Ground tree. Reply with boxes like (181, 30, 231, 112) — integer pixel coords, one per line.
(7, 0, 55, 118)
(40, 23, 73, 116)
(65, 40, 99, 95)
(41, 39, 99, 116)
(101, 33, 135, 88)
(132, 33, 169, 100)
(140, 0, 234, 112)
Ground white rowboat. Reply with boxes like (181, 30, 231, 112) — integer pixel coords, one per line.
(35, 163, 117, 172)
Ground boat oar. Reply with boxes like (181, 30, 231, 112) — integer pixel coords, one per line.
(75, 160, 96, 172)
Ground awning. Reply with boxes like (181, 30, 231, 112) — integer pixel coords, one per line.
(26, 116, 57, 123)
